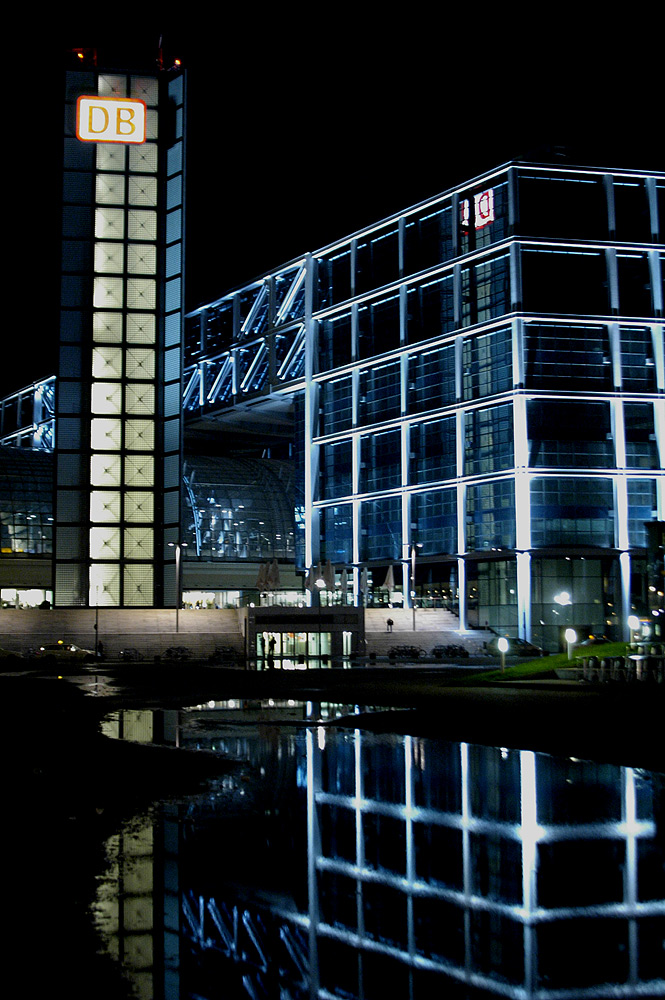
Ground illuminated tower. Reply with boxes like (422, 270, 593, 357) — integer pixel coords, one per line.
(55, 62, 185, 607)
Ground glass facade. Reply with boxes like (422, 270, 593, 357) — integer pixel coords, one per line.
(193, 159, 660, 647)
(3, 157, 663, 642)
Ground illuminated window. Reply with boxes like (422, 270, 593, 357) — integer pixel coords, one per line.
(124, 492, 154, 522)
(89, 563, 121, 606)
(124, 455, 154, 487)
(94, 242, 124, 274)
(128, 176, 157, 206)
(90, 418, 122, 450)
(124, 527, 153, 559)
(90, 454, 121, 486)
(89, 491, 121, 523)
(127, 245, 156, 274)
(125, 419, 154, 452)
(90, 526, 121, 559)
(95, 174, 125, 205)
(98, 74, 126, 97)
(91, 382, 122, 414)
(127, 210, 157, 241)
(93, 277, 124, 310)
(124, 565, 153, 606)
(95, 208, 125, 240)
(130, 77, 158, 105)
(129, 144, 158, 174)
(126, 314, 155, 343)
(92, 347, 123, 380)
(126, 348, 155, 380)
(126, 278, 156, 310)
(125, 384, 155, 414)
(93, 312, 123, 342)
(96, 144, 126, 172)
(145, 110, 159, 141)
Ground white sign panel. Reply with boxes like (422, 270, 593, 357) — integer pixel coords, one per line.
(76, 96, 147, 144)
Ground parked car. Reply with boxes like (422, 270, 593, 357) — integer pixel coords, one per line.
(485, 636, 543, 658)
(578, 635, 610, 646)
(34, 641, 95, 662)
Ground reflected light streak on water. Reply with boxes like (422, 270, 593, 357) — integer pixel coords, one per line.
(93, 703, 665, 1000)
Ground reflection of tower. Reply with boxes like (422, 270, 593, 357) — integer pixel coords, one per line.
(55, 62, 185, 608)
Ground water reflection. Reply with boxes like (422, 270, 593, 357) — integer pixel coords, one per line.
(95, 707, 665, 999)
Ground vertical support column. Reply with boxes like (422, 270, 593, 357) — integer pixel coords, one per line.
(520, 750, 539, 994)
(306, 729, 321, 1000)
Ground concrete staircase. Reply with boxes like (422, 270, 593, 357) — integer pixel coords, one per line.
(0, 608, 245, 660)
(364, 608, 491, 658)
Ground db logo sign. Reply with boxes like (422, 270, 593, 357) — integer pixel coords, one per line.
(76, 96, 146, 144)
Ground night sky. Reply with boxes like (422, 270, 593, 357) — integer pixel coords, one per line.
(4, 20, 661, 397)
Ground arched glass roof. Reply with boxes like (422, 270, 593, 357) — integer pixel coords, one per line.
(0, 447, 54, 556)
(183, 456, 295, 561)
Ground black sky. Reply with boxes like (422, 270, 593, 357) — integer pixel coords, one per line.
(3, 19, 661, 396)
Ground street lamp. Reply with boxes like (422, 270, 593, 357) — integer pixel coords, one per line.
(410, 543, 422, 632)
(565, 627, 577, 661)
(497, 636, 509, 672)
(627, 614, 640, 648)
(315, 575, 326, 664)
(168, 541, 188, 633)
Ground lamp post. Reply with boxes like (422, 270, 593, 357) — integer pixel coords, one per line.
(315, 575, 326, 664)
(410, 543, 422, 632)
(627, 614, 640, 648)
(168, 541, 188, 633)
(565, 628, 577, 661)
(94, 584, 100, 660)
(497, 636, 509, 672)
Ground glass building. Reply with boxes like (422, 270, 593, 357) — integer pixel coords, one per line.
(185, 160, 664, 649)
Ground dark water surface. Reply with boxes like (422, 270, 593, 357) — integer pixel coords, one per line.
(92, 700, 665, 999)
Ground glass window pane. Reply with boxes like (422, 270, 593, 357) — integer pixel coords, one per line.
(127, 209, 157, 241)
(90, 526, 121, 560)
(93, 277, 124, 310)
(124, 492, 154, 522)
(126, 279, 156, 311)
(127, 244, 157, 274)
(128, 175, 158, 206)
(96, 144, 126, 172)
(90, 418, 122, 450)
(94, 242, 124, 273)
(95, 207, 125, 240)
(125, 384, 155, 414)
(90, 454, 121, 486)
(124, 455, 154, 487)
(91, 382, 122, 414)
(90, 491, 121, 523)
(124, 527, 153, 559)
(92, 347, 123, 380)
(93, 312, 123, 342)
(126, 314, 155, 344)
(95, 174, 125, 205)
(125, 419, 154, 451)
(129, 144, 158, 174)
(126, 348, 155, 380)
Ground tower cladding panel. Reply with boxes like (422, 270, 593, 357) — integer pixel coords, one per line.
(56, 67, 185, 607)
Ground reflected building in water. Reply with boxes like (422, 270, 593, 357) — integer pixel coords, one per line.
(94, 712, 665, 998)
